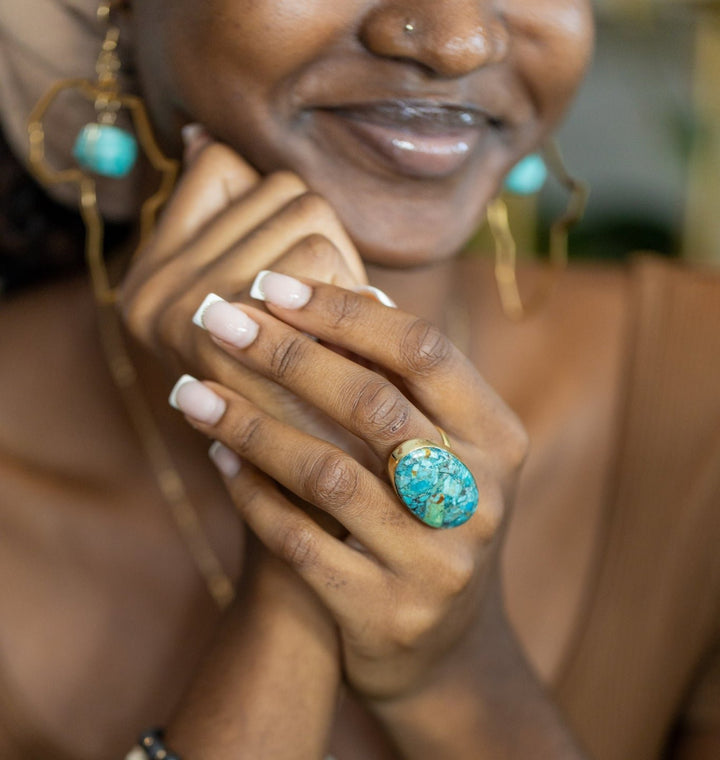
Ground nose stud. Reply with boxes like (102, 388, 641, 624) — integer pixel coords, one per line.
(404, 21, 415, 33)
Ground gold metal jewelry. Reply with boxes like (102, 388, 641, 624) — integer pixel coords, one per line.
(26, 0, 178, 305)
(487, 142, 589, 321)
(26, 1, 233, 611)
(436, 426, 451, 450)
(388, 436, 478, 529)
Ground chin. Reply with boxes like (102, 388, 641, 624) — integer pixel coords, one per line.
(335, 195, 487, 270)
(350, 224, 477, 269)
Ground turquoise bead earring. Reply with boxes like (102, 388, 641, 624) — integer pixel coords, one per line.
(487, 144, 589, 321)
(26, 7, 230, 612)
(72, 1, 138, 178)
(27, 0, 179, 303)
(503, 153, 548, 196)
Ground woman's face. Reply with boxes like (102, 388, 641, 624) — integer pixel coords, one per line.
(132, 0, 594, 266)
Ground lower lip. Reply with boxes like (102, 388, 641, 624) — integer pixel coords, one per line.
(314, 111, 482, 179)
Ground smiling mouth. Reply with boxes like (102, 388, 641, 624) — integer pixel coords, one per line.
(313, 101, 502, 179)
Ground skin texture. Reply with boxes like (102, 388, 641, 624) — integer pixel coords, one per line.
(0, 1, 719, 758)
(131, 0, 593, 265)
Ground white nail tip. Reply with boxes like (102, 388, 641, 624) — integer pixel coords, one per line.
(192, 292, 226, 328)
(168, 374, 198, 410)
(249, 270, 272, 302)
(354, 285, 397, 308)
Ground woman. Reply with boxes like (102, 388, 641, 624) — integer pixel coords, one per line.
(0, 1, 718, 758)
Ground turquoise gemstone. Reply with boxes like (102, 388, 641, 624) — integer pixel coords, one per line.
(393, 445, 478, 529)
(73, 123, 138, 178)
(503, 153, 547, 195)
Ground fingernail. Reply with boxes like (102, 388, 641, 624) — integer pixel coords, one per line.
(192, 293, 260, 349)
(181, 123, 207, 147)
(181, 123, 210, 162)
(353, 285, 397, 308)
(209, 441, 242, 478)
(250, 271, 312, 310)
(169, 375, 226, 425)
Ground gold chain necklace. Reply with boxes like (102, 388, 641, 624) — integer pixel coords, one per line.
(97, 300, 235, 611)
(26, 0, 234, 612)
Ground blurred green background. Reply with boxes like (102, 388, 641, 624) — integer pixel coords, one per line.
(494, 0, 720, 264)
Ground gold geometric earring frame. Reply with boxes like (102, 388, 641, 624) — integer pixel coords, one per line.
(486, 142, 589, 321)
(26, 0, 178, 305)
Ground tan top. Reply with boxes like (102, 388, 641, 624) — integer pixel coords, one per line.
(555, 257, 720, 759)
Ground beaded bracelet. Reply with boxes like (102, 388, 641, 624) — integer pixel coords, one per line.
(124, 728, 182, 760)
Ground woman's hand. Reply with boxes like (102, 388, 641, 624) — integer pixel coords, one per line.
(119, 132, 367, 428)
(169, 274, 529, 702)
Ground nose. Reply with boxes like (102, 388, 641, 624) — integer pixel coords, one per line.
(359, 1, 509, 78)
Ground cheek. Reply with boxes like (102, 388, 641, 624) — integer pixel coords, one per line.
(508, 0, 595, 125)
(132, 0, 335, 143)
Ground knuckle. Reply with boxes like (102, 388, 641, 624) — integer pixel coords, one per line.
(296, 234, 339, 270)
(233, 478, 265, 520)
(475, 485, 505, 541)
(194, 142, 236, 171)
(439, 549, 477, 597)
(389, 603, 437, 650)
(351, 379, 412, 442)
(307, 451, 359, 511)
(504, 417, 530, 470)
(278, 524, 320, 570)
(399, 319, 453, 376)
(326, 289, 363, 329)
(119, 288, 158, 350)
(120, 296, 146, 343)
(228, 413, 265, 455)
(266, 170, 307, 196)
(267, 333, 310, 381)
(289, 191, 335, 224)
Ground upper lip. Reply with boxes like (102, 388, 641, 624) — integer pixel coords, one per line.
(319, 100, 503, 134)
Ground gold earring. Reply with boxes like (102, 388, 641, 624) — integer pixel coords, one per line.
(25, 2, 234, 612)
(486, 142, 589, 321)
(26, 0, 179, 305)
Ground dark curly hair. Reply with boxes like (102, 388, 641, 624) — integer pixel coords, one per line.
(0, 127, 130, 297)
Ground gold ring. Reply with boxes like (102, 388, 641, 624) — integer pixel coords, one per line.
(388, 430, 477, 529)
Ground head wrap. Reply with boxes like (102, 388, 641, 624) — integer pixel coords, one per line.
(0, 0, 140, 217)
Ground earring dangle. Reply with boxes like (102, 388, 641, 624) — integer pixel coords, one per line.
(25, 2, 235, 612)
(487, 143, 589, 321)
(26, 0, 179, 305)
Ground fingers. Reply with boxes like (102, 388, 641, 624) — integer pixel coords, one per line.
(171, 377, 429, 555)
(170, 191, 366, 295)
(192, 298, 440, 461)
(152, 235, 361, 374)
(152, 140, 260, 261)
(209, 275, 524, 457)
(122, 140, 367, 353)
(208, 452, 383, 626)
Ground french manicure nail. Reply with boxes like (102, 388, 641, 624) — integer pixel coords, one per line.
(169, 375, 226, 425)
(209, 441, 242, 479)
(181, 123, 207, 147)
(250, 271, 312, 310)
(192, 293, 224, 327)
(192, 293, 260, 348)
(181, 123, 211, 163)
(353, 285, 397, 308)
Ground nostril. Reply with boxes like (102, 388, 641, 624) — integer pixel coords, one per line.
(360, 6, 418, 61)
(359, 4, 509, 78)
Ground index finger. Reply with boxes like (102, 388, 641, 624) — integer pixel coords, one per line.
(150, 139, 260, 260)
(252, 277, 518, 447)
